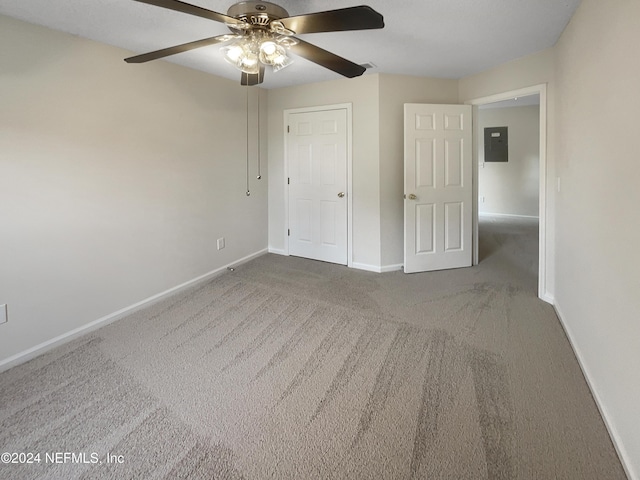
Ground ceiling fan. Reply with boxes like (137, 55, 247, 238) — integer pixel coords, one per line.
(124, 0, 384, 86)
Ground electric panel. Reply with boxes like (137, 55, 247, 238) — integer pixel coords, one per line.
(484, 126, 508, 162)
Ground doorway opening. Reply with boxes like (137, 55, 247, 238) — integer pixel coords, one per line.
(467, 85, 550, 302)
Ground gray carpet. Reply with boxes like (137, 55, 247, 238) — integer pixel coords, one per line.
(0, 216, 626, 479)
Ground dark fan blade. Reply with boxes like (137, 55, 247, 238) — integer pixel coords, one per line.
(279, 6, 384, 34)
(133, 0, 243, 26)
(124, 35, 234, 63)
(289, 39, 366, 78)
(241, 65, 265, 86)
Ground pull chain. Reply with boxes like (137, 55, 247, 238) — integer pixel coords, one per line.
(245, 87, 250, 196)
(257, 88, 262, 180)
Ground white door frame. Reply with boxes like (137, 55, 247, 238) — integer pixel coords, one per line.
(465, 84, 549, 302)
(283, 103, 353, 267)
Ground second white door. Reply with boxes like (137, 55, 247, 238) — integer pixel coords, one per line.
(404, 103, 473, 273)
(287, 108, 348, 265)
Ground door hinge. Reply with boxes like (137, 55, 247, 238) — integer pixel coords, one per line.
(288, 229, 290, 236)
(287, 177, 290, 185)
(287, 125, 290, 133)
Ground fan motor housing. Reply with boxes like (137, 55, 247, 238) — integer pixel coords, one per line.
(227, 1, 289, 26)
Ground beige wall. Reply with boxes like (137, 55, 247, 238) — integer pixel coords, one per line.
(459, 48, 555, 101)
(553, 1, 640, 477)
(0, 16, 267, 365)
(267, 75, 381, 268)
(477, 105, 540, 217)
(378, 74, 459, 267)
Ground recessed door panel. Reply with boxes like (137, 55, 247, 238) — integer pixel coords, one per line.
(296, 199, 313, 243)
(321, 144, 337, 185)
(321, 201, 337, 246)
(444, 114, 463, 131)
(297, 144, 313, 185)
(321, 120, 338, 134)
(416, 203, 436, 254)
(416, 138, 436, 188)
(416, 113, 436, 131)
(444, 202, 463, 251)
(297, 121, 312, 135)
(445, 138, 463, 187)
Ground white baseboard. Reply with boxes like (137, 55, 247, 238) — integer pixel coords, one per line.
(0, 249, 268, 373)
(266, 251, 401, 273)
(539, 292, 554, 304)
(553, 303, 636, 480)
(350, 262, 380, 273)
(479, 212, 539, 220)
(351, 262, 403, 273)
(381, 263, 403, 273)
(267, 247, 402, 274)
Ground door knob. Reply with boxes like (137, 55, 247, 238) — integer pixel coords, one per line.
(338, 192, 345, 198)
(407, 193, 417, 200)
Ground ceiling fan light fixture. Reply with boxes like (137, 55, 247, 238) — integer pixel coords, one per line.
(221, 44, 244, 64)
(222, 41, 260, 74)
(260, 41, 277, 56)
(237, 50, 260, 74)
(222, 32, 294, 75)
(259, 41, 288, 65)
(271, 54, 293, 72)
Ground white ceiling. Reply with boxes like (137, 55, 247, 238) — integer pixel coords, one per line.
(0, 0, 581, 89)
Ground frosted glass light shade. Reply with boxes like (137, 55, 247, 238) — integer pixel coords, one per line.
(221, 43, 259, 74)
(271, 54, 293, 72)
(221, 44, 244, 64)
(221, 35, 294, 75)
(259, 41, 292, 71)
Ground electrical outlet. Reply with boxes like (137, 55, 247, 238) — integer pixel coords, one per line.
(0, 304, 7, 325)
(217, 238, 225, 250)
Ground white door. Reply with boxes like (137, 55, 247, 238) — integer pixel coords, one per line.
(288, 108, 348, 265)
(404, 104, 472, 273)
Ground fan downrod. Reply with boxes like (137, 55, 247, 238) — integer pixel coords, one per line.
(226, 1, 289, 29)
